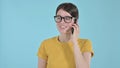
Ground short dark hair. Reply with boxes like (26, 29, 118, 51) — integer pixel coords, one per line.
(56, 2, 79, 19)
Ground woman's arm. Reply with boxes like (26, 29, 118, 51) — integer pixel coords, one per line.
(71, 24, 92, 68)
(73, 43, 91, 68)
(38, 57, 47, 68)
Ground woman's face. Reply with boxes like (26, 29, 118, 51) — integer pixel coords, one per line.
(56, 9, 75, 34)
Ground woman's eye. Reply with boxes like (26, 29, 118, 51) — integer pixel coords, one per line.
(57, 17, 61, 19)
(65, 17, 71, 20)
(56, 16, 61, 20)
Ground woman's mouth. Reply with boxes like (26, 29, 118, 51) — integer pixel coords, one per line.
(60, 26, 67, 29)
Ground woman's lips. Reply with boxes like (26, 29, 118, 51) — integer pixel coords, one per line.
(60, 26, 67, 29)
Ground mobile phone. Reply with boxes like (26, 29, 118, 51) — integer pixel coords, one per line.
(72, 19, 77, 34)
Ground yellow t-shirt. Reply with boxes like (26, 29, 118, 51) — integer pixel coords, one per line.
(37, 36, 94, 68)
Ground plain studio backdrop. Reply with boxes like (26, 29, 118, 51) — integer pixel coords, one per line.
(0, 0, 120, 68)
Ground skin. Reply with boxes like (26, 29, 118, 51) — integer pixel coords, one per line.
(38, 9, 92, 68)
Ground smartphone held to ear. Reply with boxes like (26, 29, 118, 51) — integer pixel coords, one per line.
(72, 19, 77, 34)
(72, 28, 74, 34)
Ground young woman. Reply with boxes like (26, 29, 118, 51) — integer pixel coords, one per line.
(37, 2, 94, 68)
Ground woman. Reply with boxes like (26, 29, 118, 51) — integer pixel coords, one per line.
(37, 2, 94, 68)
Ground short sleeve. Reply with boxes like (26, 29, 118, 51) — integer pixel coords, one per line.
(37, 41, 48, 60)
(81, 39, 94, 57)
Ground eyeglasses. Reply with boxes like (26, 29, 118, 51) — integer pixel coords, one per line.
(54, 15, 76, 23)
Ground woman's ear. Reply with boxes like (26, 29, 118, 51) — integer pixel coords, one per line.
(74, 19, 78, 24)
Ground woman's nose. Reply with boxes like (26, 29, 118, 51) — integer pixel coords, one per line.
(60, 18, 65, 24)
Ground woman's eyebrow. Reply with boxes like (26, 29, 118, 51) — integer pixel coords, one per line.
(56, 15, 71, 17)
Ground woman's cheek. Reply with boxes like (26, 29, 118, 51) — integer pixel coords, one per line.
(69, 24, 73, 29)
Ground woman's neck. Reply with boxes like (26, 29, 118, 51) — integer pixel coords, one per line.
(58, 33, 72, 42)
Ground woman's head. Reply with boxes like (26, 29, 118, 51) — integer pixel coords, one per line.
(54, 3, 79, 34)
(56, 3, 79, 20)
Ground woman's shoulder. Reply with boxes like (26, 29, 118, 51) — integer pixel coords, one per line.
(78, 38, 92, 44)
(41, 36, 58, 44)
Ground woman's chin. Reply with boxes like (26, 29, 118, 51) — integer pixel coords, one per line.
(60, 30, 71, 34)
(59, 30, 65, 34)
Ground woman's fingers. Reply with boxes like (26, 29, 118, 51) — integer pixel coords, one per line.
(72, 24, 79, 32)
